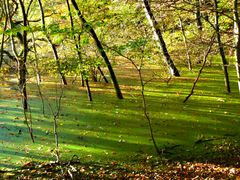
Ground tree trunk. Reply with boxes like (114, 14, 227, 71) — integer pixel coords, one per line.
(234, 0, 240, 93)
(142, 0, 180, 77)
(18, 0, 28, 111)
(214, 0, 231, 93)
(6, 0, 29, 110)
(0, 1, 8, 68)
(70, 0, 123, 99)
(195, 0, 203, 31)
(98, 66, 109, 83)
(85, 79, 92, 101)
(81, 74, 85, 87)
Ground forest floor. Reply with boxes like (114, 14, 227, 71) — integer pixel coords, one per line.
(1, 155, 240, 179)
(0, 62, 240, 179)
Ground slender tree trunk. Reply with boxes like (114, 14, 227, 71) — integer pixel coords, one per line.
(66, 0, 94, 101)
(138, 69, 161, 155)
(7, 0, 28, 110)
(91, 68, 98, 82)
(142, 0, 180, 77)
(19, 1, 28, 107)
(195, 0, 203, 31)
(0, 1, 8, 68)
(85, 79, 92, 101)
(97, 66, 109, 83)
(234, 0, 240, 93)
(18, 0, 34, 143)
(6, 1, 18, 65)
(214, 0, 231, 93)
(70, 0, 123, 99)
(184, 34, 215, 103)
(37, 0, 67, 85)
(81, 74, 85, 87)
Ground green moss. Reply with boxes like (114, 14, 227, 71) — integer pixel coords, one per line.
(0, 63, 239, 170)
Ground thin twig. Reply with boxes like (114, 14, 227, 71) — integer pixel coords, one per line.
(183, 33, 216, 103)
(104, 43, 161, 156)
(46, 82, 64, 162)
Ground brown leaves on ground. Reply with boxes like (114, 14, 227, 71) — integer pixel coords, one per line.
(1, 160, 239, 179)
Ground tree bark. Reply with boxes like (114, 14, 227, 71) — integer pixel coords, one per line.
(142, 0, 180, 77)
(6, 0, 28, 110)
(0, 1, 8, 68)
(195, 0, 203, 31)
(98, 66, 109, 83)
(70, 0, 123, 99)
(19, 0, 28, 110)
(85, 79, 92, 101)
(234, 0, 240, 93)
(214, 0, 231, 93)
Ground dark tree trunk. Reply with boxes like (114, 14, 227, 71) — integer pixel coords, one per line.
(91, 68, 98, 82)
(214, 0, 231, 93)
(195, 0, 203, 31)
(142, 0, 180, 77)
(70, 0, 123, 99)
(85, 79, 92, 101)
(98, 66, 109, 83)
(0, 2, 8, 68)
(81, 74, 85, 87)
(19, 0, 28, 110)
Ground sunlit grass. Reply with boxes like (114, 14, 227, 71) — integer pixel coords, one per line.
(0, 62, 239, 170)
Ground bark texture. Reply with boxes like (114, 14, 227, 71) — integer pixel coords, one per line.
(142, 0, 180, 77)
(214, 0, 230, 93)
(234, 0, 240, 93)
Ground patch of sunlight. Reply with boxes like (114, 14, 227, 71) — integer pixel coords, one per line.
(64, 144, 103, 155)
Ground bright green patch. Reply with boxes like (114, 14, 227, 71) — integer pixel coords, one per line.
(0, 64, 240, 170)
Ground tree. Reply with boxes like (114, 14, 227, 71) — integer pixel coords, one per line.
(70, 0, 123, 99)
(234, 0, 240, 93)
(65, 0, 92, 101)
(3, 0, 35, 142)
(0, 0, 8, 68)
(18, 0, 28, 110)
(195, 0, 203, 31)
(142, 0, 180, 77)
(214, 0, 231, 93)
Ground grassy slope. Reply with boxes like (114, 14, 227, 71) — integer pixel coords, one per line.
(0, 61, 239, 170)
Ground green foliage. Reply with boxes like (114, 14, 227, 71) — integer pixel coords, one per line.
(116, 38, 148, 53)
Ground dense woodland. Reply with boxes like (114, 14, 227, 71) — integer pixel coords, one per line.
(0, 0, 240, 178)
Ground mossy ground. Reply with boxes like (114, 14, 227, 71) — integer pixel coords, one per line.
(0, 60, 239, 171)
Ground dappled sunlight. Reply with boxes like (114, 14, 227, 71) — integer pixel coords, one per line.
(0, 64, 239, 178)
